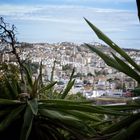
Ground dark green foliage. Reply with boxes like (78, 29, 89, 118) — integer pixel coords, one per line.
(0, 98, 106, 140)
(0, 63, 20, 99)
(0, 62, 105, 140)
(85, 18, 140, 139)
(61, 68, 75, 99)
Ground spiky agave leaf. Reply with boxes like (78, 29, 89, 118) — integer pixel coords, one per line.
(85, 37, 140, 84)
(61, 68, 75, 99)
(39, 101, 128, 116)
(39, 109, 95, 138)
(85, 18, 140, 139)
(84, 18, 140, 73)
(20, 99, 38, 140)
(0, 105, 25, 132)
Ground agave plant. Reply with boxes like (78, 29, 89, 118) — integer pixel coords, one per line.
(1, 16, 140, 140)
(1, 60, 126, 140)
(84, 18, 140, 140)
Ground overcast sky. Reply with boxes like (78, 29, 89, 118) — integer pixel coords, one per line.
(0, 0, 140, 49)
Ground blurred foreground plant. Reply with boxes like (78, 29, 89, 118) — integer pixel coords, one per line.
(85, 18, 140, 140)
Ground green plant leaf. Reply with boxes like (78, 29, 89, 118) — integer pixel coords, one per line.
(39, 109, 94, 137)
(127, 119, 140, 137)
(69, 68, 75, 81)
(39, 103, 128, 116)
(102, 113, 140, 134)
(132, 90, 140, 97)
(110, 118, 140, 140)
(50, 60, 56, 82)
(109, 129, 127, 140)
(38, 81, 57, 94)
(20, 103, 34, 140)
(57, 109, 101, 122)
(27, 98, 38, 115)
(85, 43, 140, 84)
(39, 99, 92, 104)
(84, 18, 140, 72)
(61, 79, 75, 99)
(111, 53, 140, 83)
(0, 99, 22, 105)
(85, 44, 124, 72)
(0, 105, 25, 131)
(23, 64, 33, 88)
(38, 61, 43, 87)
(39, 124, 65, 140)
(31, 77, 39, 98)
(4, 76, 19, 99)
(102, 104, 140, 111)
(61, 68, 75, 99)
(0, 110, 11, 118)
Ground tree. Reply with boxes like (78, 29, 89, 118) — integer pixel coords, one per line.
(0, 17, 24, 82)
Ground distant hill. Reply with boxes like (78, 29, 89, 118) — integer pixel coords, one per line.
(17, 42, 140, 52)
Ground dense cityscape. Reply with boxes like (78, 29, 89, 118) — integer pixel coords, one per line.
(0, 0, 140, 139)
(1, 41, 140, 99)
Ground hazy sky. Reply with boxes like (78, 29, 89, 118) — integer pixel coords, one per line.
(0, 0, 140, 49)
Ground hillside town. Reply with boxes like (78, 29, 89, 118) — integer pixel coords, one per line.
(1, 42, 140, 99)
